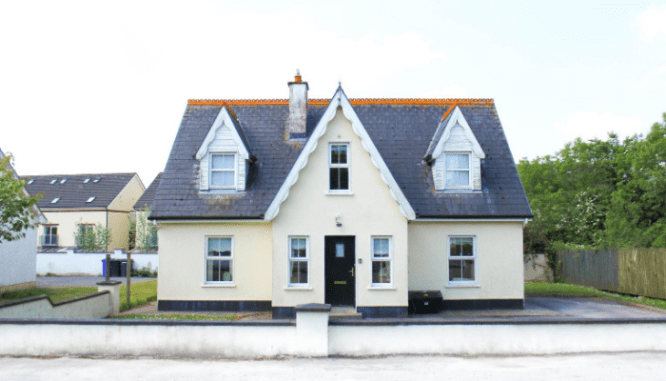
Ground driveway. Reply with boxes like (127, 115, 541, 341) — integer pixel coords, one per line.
(36, 276, 155, 287)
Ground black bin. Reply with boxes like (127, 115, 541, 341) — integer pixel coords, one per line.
(120, 260, 134, 277)
(109, 260, 122, 277)
(408, 290, 443, 314)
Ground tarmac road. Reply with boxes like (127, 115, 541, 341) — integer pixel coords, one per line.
(1, 352, 665, 381)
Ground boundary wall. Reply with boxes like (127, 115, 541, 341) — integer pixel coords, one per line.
(2, 305, 666, 357)
(37, 249, 158, 276)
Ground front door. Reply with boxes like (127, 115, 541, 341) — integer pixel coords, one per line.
(325, 236, 356, 306)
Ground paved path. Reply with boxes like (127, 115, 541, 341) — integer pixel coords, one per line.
(36, 276, 155, 287)
(1, 352, 665, 381)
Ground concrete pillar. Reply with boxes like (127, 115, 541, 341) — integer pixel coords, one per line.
(295, 303, 331, 357)
(97, 280, 122, 317)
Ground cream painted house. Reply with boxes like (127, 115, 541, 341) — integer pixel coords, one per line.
(23, 173, 145, 252)
(151, 74, 532, 318)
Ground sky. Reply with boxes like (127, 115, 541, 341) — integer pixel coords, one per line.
(1, 0, 665, 186)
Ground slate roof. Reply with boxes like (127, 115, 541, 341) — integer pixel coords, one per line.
(22, 173, 139, 210)
(134, 172, 163, 210)
(151, 97, 532, 220)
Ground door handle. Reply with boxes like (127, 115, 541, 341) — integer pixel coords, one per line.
(349, 267, 354, 277)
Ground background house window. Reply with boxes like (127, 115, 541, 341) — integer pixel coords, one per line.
(448, 236, 476, 283)
(206, 237, 233, 282)
(42, 225, 58, 246)
(372, 237, 392, 285)
(289, 237, 309, 285)
(210, 154, 236, 188)
(445, 153, 470, 187)
(329, 144, 349, 190)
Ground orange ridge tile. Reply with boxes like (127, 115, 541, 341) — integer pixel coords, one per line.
(188, 98, 494, 106)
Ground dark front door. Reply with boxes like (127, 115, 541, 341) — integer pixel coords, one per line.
(325, 236, 356, 306)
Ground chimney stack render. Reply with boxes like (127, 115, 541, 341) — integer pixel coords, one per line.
(288, 70, 308, 140)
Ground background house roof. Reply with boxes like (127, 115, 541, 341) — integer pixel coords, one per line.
(22, 173, 139, 210)
(151, 99, 532, 220)
(133, 172, 163, 211)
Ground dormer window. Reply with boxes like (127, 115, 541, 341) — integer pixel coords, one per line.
(210, 153, 236, 189)
(445, 152, 471, 188)
(329, 143, 349, 191)
(196, 107, 253, 192)
(426, 107, 485, 192)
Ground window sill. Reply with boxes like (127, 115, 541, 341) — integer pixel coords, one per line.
(446, 282, 480, 288)
(201, 283, 236, 288)
(368, 286, 396, 290)
(285, 286, 313, 291)
(326, 191, 353, 196)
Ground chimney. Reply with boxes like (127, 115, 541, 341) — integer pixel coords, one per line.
(288, 70, 308, 140)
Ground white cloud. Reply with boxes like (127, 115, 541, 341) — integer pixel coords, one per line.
(556, 111, 646, 144)
(634, 6, 666, 40)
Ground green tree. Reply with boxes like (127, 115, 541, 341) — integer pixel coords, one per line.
(75, 224, 111, 252)
(0, 153, 41, 243)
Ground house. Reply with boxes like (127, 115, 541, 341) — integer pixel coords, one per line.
(150, 73, 532, 318)
(23, 173, 145, 252)
(0, 148, 46, 293)
(132, 172, 162, 252)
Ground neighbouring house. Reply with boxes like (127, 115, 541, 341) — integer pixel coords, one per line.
(0, 148, 46, 293)
(23, 173, 145, 252)
(132, 172, 162, 252)
(150, 73, 532, 318)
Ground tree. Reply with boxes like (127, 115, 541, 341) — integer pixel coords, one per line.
(518, 113, 666, 252)
(0, 153, 41, 243)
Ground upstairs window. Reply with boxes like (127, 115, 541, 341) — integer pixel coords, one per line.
(329, 143, 349, 191)
(445, 153, 470, 188)
(210, 153, 236, 189)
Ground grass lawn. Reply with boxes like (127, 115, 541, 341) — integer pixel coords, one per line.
(0, 280, 158, 313)
(119, 280, 158, 312)
(0, 286, 97, 304)
(116, 314, 240, 321)
(526, 282, 666, 311)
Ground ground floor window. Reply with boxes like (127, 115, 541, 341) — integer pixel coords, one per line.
(448, 236, 476, 283)
(289, 237, 309, 285)
(372, 236, 392, 285)
(42, 225, 58, 246)
(206, 237, 233, 282)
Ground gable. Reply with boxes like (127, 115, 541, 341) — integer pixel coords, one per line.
(264, 88, 415, 221)
(427, 106, 485, 191)
(196, 106, 254, 192)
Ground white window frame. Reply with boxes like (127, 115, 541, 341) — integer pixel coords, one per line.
(209, 153, 237, 190)
(288, 236, 310, 287)
(328, 142, 351, 193)
(447, 235, 477, 286)
(204, 236, 234, 285)
(371, 236, 393, 287)
(444, 152, 472, 189)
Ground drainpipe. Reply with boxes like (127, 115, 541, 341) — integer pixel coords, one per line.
(105, 206, 109, 252)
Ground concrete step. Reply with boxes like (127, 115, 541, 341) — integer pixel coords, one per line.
(330, 306, 362, 319)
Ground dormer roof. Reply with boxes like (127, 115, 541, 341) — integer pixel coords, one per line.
(195, 105, 254, 161)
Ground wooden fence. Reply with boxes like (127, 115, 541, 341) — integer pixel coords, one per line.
(557, 249, 666, 300)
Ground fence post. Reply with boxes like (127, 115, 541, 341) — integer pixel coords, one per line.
(97, 280, 122, 316)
